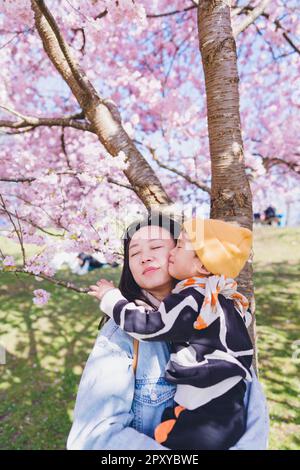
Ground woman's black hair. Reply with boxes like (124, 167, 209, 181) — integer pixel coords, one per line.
(119, 211, 181, 304)
(98, 210, 182, 329)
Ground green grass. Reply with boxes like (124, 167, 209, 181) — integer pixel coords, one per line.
(253, 226, 300, 450)
(0, 226, 300, 449)
(0, 266, 120, 450)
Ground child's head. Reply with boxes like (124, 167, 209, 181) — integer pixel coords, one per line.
(168, 218, 252, 280)
(168, 229, 210, 280)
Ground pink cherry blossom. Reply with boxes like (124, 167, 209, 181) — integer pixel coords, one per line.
(32, 289, 51, 306)
(0, 0, 299, 293)
(2, 255, 16, 266)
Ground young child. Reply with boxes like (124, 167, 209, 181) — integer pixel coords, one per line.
(88, 218, 253, 450)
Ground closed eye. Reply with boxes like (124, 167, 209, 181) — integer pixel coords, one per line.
(131, 245, 162, 256)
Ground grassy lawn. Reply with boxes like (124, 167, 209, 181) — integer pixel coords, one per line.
(0, 226, 300, 449)
(253, 226, 300, 450)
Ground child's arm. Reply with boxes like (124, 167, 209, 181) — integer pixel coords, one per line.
(88, 280, 204, 342)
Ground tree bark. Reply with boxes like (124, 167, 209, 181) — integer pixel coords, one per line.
(29, 1, 258, 370)
(197, 1, 257, 372)
(30, 0, 171, 209)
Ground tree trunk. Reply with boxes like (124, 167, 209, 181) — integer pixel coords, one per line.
(31, 0, 171, 210)
(30, 0, 258, 371)
(197, 1, 257, 372)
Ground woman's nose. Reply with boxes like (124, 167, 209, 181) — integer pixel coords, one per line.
(141, 252, 153, 264)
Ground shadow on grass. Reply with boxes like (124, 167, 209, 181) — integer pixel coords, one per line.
(254, 261, 300, 449)
(0, 267, 121, 449)
(1, 259, 299, 449)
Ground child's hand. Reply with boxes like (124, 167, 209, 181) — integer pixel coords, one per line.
(87, 279, 116, 301)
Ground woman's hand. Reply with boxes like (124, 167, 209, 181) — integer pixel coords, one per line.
(87, 279, 116, 301)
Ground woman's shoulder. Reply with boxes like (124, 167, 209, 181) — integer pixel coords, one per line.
(97, 319, 172, 374)
(99, 317, 121, 339)
(97, 318, 134, 357)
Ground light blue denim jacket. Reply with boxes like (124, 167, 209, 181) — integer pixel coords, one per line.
(67, 319, 269, 450)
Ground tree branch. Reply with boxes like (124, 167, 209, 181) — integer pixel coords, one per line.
(0, 203, 64, 238)
(233, 3, 300, 55)
(0, 194, 26, 266)
(0, 105, 91, 133)
(146, 5, 197, 18)
(233, 0, 271, 37)
(0, 171, 134, 191)
(11, 268, 89, 294)
(258, 154, 300, 174)
(30, 0, 171, 208)
(146, 145, 211, 194)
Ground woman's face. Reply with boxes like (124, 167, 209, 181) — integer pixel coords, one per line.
(128, 225, 176, 294)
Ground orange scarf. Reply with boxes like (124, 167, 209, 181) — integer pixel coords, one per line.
(172, 275, 252, 331)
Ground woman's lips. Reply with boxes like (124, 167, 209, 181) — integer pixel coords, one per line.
(143, 267, 160, 275)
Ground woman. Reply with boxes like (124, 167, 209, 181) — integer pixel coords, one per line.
(67, 212, 269, 450)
